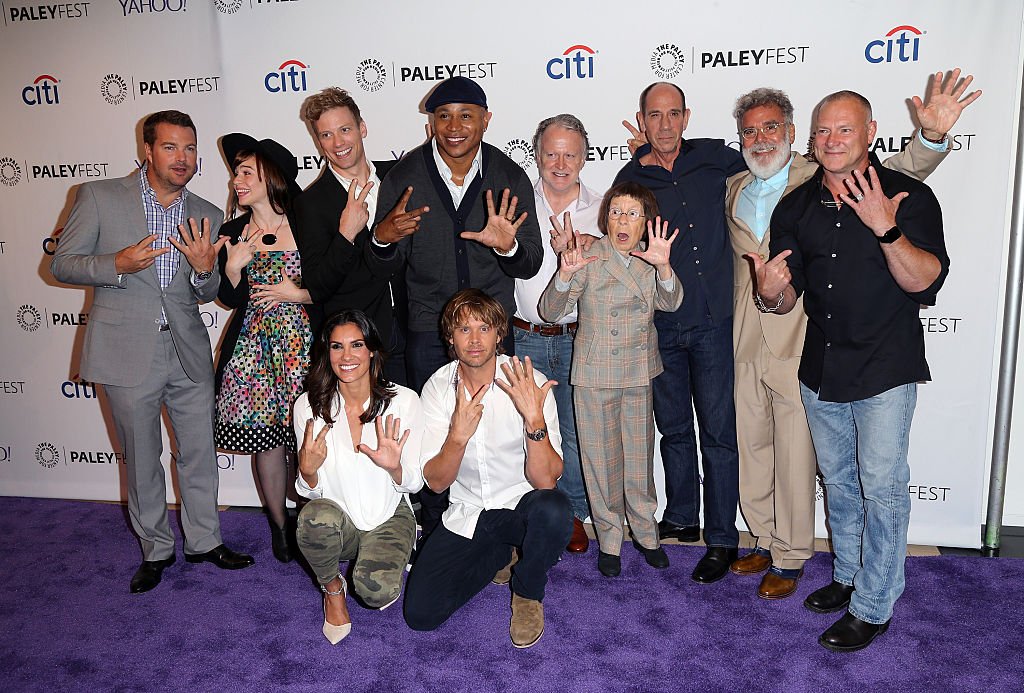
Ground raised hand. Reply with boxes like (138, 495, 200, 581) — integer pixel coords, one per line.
(549, 211, 574, 254)
(373, 187, 430, 244)
(623, 117, 648, 156)
(224, 223, 257, 276)
(839, 167, 908, 236)
(557, 229, 598, 281)
(912, 68, 982, 140)
(460, 189, 526, 253)
(495, 356, 554, 431)
(745, 249, 793, 301)
(114, 234, 169, 274)
(357, 414, 410, 479)
(252, 273, 306, 309)
(298, 418, 331, 483)
(338, 179, 375, 242)
(169, 217, 228, 274)
(450, 381, 487, 445)
(630, 216, 679, 273)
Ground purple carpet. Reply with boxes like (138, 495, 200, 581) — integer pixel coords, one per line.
(1, 497, 1021, 692)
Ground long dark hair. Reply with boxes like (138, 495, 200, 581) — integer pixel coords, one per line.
(226, 149, 292, 219)
(304, 310, 394, 425)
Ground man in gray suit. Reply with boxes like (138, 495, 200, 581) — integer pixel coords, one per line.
(52, 110, 254, 594)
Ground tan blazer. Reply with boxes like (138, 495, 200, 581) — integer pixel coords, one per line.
(538, 235, 683, 388)
(728, 139, 948, 364)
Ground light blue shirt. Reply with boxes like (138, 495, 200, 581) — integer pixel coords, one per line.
(736, 156, 793, 242)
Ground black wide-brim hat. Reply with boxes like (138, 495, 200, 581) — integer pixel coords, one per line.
(220, 133, 302, 199)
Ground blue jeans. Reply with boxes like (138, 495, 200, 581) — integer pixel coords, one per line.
(514, 327, 589, 521)
(800, 382, 916, 624)
(652, 318, 739, 547)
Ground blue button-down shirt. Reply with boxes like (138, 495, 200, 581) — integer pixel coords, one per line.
(736, 156, 793, 242)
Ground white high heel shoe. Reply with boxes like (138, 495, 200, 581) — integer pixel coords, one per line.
(321, 578, 351, 644)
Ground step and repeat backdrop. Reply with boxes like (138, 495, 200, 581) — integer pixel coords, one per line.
(1, 0, 1022, 547)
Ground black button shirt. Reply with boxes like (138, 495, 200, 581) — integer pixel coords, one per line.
(769, 153, 949, 403)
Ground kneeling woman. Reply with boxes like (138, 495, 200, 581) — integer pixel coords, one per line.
(294, 310, 423, 644)
(539, 181, 682, 577)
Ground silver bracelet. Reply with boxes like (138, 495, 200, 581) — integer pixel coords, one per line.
(754, 291, 785, 313)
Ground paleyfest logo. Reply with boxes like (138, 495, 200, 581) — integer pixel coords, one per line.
(17, 304, 42, 332)
(1, 157, 22, 186)
(35, 442, 59, 469)
(355, 58, 387, 92)
(650, 43, 685, 79)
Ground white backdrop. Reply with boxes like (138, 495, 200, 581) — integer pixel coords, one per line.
(1, 0, 1022, 548)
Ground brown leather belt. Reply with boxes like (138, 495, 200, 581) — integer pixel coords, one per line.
(512, 317, 577, 336)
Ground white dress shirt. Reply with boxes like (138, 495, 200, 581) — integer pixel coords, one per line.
(294, 384, 424, 531)
(419, 354, 562, 539)
(330, 159, 382, 228)
(514, 178, 603, 325)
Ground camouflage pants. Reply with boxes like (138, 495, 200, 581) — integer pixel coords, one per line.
(296, 498, 416, 608)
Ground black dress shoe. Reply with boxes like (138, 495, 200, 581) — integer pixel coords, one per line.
(270, 520, 293, 563)
(130, 555, 175, 594)
(597, 551, 621, 577)
(804, 580, 855, 613)
(819, 612, 890, 652)
(691, 547, 738, 583)
(631, 538, 669, 568)
(185, 544, 255, 570)
(657, 520, 700, 543)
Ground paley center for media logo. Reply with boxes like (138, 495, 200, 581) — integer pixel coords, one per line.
(36, 442, 60, 469)
(355, 58, 387, 93)
(1, 157, 23, 186)
(650, 44, 685, 79)
(546, 45, 597, 80)
(504, 139, 534, 171)
(265, 59, 309, 93)
(22, 74, 60, 106)
(865, 25, 923, 63)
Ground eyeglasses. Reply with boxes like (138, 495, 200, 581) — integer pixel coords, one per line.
(739, 122, 787, 140)
(609, 208, 644, 221)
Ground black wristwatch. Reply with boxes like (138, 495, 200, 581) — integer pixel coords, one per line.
(525, 426, 548, 442)
(194, 269, 214, 282)
(878, 226, 902, 244)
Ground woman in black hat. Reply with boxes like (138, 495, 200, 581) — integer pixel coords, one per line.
(214, 133, 313, 562)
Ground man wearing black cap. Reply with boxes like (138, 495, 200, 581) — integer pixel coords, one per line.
(367, 76, 544, 540)
(295, 87, 409, 384)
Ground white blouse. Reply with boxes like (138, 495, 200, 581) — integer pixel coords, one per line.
(293, 384, 424, 531)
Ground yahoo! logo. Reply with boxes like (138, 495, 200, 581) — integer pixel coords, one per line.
(265, 59, 309, 93)
(22, 74, 60, 106)
(546, 45, 596, 80)
(865, 25, 923, 63)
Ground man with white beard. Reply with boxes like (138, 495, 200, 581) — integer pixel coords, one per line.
(724, 72, 979, 601)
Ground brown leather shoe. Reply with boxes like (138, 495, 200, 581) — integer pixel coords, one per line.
(758, 570, 803, 600)
(492, 548, 519, 585)
(510, 593, 544, 648)
(730, 551, 772, 575)
(566, 518, 589, 553)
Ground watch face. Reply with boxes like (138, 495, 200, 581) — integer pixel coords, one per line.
(527, 428, 547, 441)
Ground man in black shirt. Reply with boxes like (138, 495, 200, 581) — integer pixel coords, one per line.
(750, 90, 948, 652)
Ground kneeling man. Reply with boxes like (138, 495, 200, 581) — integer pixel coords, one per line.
(404, 289, 572, 648)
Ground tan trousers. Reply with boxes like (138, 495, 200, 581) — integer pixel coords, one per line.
(734, 346, 816, 570)
(574, 385, 659, 555)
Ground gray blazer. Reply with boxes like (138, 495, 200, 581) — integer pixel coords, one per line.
(51, 171, 223, 387)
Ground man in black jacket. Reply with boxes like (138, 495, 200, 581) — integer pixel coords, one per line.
(295, 87, 407, 385)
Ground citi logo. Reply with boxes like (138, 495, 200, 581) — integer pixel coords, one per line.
(546, 45, 596, 80)
(44, 227, 65, 256)
(265, 59, 309, 93)
(23, 74, 60, 106)
(62, 375, 97, 399)
(865, 25, 923, 64)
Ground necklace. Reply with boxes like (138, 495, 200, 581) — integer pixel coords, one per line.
(253, 213, 285, 246)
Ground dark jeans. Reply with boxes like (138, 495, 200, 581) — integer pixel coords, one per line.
(403, 489, 572, 631)
(406, 324, 516, 538)
(653, 318, 739, 547)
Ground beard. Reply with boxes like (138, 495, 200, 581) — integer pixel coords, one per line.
(742, 141, 793, 180)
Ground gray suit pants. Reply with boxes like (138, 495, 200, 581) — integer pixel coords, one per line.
(103, 330, 223, 560)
